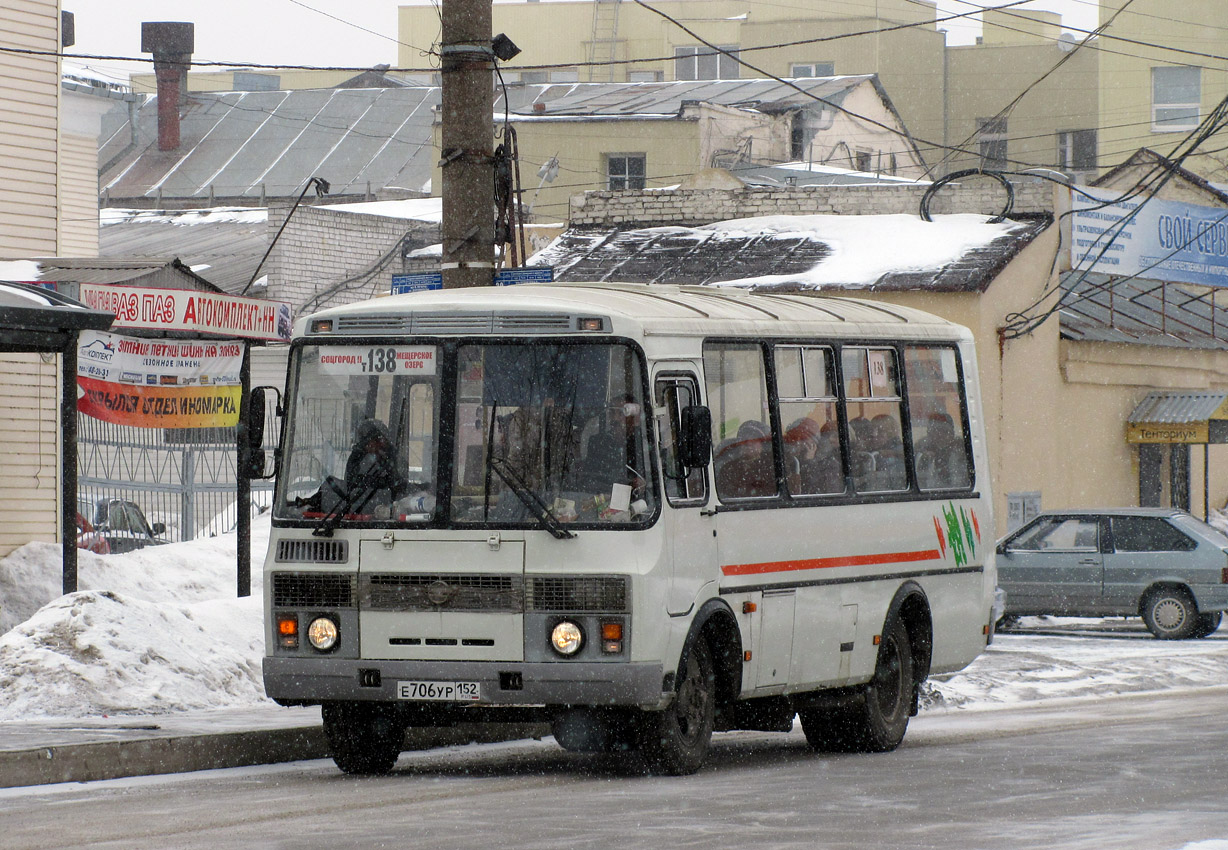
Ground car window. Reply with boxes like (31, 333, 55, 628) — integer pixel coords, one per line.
(1110, 516, 1196, 552)
(1010, 517, 1099, 551)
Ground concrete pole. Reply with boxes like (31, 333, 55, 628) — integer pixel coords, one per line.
(440, 0, 495, 289)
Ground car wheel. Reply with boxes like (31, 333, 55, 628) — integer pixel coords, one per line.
(800, 617, 914, 753)
(322, 702, 405, 775)
(1193, 611, 1223, 639)
(1141, 587, 1199, 640)
(638, 637, 715, 775)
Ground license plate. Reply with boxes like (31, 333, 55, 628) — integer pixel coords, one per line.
(397, 680, 481, 702)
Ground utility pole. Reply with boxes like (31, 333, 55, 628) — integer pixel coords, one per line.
(440, 0, 495, 289)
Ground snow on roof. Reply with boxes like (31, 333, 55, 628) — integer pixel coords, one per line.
(537, 213, 1046, 292)
(706, 214, 1024, 289)
(100, 208, 268, 227)
(0, 260, 44, 282)
(323, 197, 442, 223)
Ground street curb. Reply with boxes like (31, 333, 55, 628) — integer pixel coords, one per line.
(0, 723, 548, 788)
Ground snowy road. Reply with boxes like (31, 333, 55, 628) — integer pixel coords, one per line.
(3, 687, 1226, 850)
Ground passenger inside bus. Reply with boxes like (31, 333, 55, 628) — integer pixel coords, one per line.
(785, 418, 843, 495)
(575, 396, 646, 496)
(715, 420, 775, 498)
(916, 412, 968, 489)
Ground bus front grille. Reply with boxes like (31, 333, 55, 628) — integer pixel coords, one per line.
(362, 574, 524, 612)
(527, 576, 629, 612)
(272, 572, 357, 608)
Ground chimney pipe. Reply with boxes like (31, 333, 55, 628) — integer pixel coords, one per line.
(141, 22, 194, 151)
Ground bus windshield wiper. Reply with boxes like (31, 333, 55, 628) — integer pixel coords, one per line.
(487, 453, 575, 540)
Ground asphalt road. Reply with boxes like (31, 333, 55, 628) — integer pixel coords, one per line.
(3, 688, 1225, 850)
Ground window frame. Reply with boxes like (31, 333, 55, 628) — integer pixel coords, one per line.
(674, 44, 740, 81)
(606, 153, 646, 191)
(977, 116, 1009, 170)
(1152, 66, 1201, 132)
(790, 62, 834, 78)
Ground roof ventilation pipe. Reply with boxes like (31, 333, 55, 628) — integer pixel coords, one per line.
(140, 22, 194, 151)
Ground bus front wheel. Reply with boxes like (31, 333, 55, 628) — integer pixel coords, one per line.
(322, 702, 406, 775)
(638, 637, 715, 775)
(800, 617, 914, 753)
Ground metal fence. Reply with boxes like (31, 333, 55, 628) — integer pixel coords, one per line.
(77, 404, 277, 543)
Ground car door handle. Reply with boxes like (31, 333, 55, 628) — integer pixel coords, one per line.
(1079, 558, 1100, 565)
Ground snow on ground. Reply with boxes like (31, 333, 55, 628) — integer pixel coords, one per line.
(1, 515, 1226, 721)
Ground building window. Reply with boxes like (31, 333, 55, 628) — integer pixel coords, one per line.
(674, 45, 740, 81)
(628, 70, 663, 83)
(548, 69, 579, 83)
(977, 116, 1008, 170)
(607, 154, 646, 190)
(791, 62, 834, 78)
(1152, 66, 1200, 131)
(1057, 129, 1097, 174)
(855, 150, 873, 172)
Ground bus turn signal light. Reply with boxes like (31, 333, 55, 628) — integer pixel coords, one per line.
(601, 621, 623, 654)
(277, 615, 299, 650)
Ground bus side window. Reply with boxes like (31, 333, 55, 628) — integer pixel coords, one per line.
(903, 346, 972, 491)
(842, 347, 907, 493)
(703, 343, 778, 501)
(655, 376, 707, 505)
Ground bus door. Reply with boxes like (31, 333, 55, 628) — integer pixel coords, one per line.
(653, 369, 716, 617)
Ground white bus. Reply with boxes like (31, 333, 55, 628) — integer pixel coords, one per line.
(255, 283, 996, 775)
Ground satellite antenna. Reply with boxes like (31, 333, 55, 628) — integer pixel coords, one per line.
(1057, 32, 1078, 53)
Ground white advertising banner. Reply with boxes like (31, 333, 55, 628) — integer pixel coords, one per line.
(77, 283, 293, 341)
(1071, 186, 1228, 288)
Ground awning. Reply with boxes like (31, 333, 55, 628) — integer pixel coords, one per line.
(1126, 391, 1228, 444)
(0, 280, 115, 352)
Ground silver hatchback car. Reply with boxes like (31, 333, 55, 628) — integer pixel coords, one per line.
(997, 508, 1228, 639)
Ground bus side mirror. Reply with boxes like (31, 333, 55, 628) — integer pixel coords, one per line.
(678, 405, 712, 469)
(242, 386, 280, 479)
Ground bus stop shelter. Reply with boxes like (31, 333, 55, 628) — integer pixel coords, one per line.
(0, 281, 115, 592)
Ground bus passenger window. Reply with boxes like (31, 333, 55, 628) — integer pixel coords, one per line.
(775, 345, 843, 496)
(703, 343, 778, 501)
(842, 347, 906, 493)
(904, 346, 971, 491)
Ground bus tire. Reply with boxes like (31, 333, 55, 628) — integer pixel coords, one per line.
(322, 702, 406, 775)
(639, 637, 715, 775)
(800, 617, 914, 753)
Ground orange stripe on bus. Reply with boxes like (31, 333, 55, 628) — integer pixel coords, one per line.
(721, 549, 943, 577)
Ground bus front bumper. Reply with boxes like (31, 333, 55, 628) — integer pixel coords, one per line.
(263, 657, 670, 708)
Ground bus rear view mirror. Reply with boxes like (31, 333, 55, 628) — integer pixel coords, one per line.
(679, 405, 712, 469)
(242, 386, 281, 480)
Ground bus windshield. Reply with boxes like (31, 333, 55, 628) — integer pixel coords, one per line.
(451, 342, 655, 528)
(275, 340, 657, 530)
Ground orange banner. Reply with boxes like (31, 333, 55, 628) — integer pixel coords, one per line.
(77, 376, 241, 428)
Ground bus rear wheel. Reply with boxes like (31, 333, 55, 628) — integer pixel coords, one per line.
(800, 618, 914, 753)
(638, 637, 715, 775)
(322, 702, 406, 775)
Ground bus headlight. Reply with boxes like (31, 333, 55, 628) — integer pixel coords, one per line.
(550, 621, 583, 656)
(307, 616, 339, 651)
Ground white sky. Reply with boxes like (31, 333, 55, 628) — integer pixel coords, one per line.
(65, 0, 1100, 85)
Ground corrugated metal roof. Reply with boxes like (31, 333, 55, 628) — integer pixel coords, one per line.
(99, 209, 268, 294)
(1059, 273, 1228, 350)
(12, 258, 224, 292)
(1127, 391, 1228, 425)
(101, 87, 440, 203)
(507, 76, 867, 117)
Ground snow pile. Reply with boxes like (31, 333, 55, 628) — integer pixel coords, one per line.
(0, 518, 270, 720)
(927, 623, 1228, 709)
(705, 213, 1025, 289)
